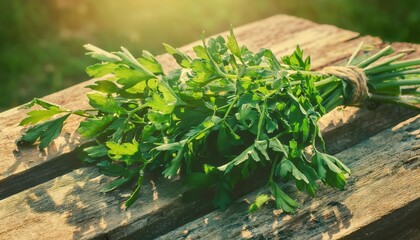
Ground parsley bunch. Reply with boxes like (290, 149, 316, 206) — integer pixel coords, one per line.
(19, 30, 419, 212)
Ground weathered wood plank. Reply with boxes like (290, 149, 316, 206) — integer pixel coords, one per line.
(1, 115, 417, 240)
(157, 115, 420, 240)
(320, 105, 416, 154)
(0, 168, 186, 240)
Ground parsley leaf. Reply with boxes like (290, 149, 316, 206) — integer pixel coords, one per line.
(19, 113, 70, 149)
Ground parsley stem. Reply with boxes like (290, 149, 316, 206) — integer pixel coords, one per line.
(314, 76, 338, 87)
(363, 53, 406, 71)
(288, 70, 323, 76)
(365, 58, 420, 75)
(222, 95, 239, 121)
(71, 110, 94, 118)
(373, 79, 420, 89)
(269, 153, 280, 182)
(202, 35, 227, 78)
(319, 83, 340, 100)
(357, 45, 394, 68)
(256, 89, 278, 140)
(290, 80, 301, 86)
(346, 41, 364, 66)
(256, 101, 267, 140)
(225, 74, 237, 79)
(123, 152, 161, 208)
(122, 104, 149, 131)
(274, 130, 291, 139)
(322, 88, 344, 112)
(127, 104, 148, 114)
(369, 69, 420, 82)
(120, 46, 156, 78)
(124, 167, 145, 208)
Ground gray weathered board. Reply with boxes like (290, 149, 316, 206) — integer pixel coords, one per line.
(0, 15, 419, 240)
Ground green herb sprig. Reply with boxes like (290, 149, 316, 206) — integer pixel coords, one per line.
(18, 30, 419, 212)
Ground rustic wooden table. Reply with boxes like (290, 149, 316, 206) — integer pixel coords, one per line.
(0, 15, 419, 240)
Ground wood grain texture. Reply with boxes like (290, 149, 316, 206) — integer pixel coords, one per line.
(0, 14, 419, 240)
(157, 115, 420, 240)
(1, 108, 416, 240)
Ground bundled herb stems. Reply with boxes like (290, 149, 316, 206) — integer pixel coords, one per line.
(18, 30, 419, 212)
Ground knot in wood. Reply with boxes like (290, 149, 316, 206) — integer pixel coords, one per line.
(322, 66, 370, 105)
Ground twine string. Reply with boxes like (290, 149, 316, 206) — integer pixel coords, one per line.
(321, 66, 370, 105)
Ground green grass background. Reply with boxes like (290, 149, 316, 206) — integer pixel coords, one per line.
(1, 0, 419, 111)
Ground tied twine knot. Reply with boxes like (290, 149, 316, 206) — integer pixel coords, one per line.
(321, 66, 370, 105)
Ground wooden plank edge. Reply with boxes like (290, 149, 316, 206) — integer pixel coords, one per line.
(341, 199, 420, 240)
(0, 150, 82, 200)
(322, 105, 416, 154)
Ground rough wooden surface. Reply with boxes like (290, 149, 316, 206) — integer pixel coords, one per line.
(1, 109, 417, 240)
(0, 14, 419, 240)
(158, 115, 420, 240)
(1, 115, 418, 240)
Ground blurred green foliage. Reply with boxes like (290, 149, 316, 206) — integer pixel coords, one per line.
(1, 0, 419, 111)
